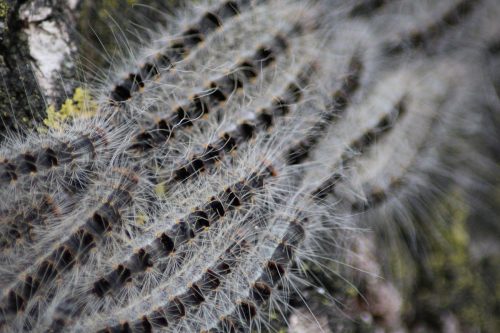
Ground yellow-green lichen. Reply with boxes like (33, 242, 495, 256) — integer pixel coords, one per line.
(43, 87, 97, 129)
(0, 1, 9, 18)
(154, 182, 167, 197)
(136, 213, 148, 226)
(405, 189, 498, 332)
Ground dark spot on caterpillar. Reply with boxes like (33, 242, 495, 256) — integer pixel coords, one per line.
(156, 119, 172, 139)
(155, 53, 173, 69)
(134, 316, 152, 333)
(131, 131, 154, 151)
(63, 165, 92, 194)
(223, 188, 241, 208)
(180, 284, 205, 306)
(225, 240, 248, 260)
(129, 248, 153, 272)
(174, 166, 190, 182)
(110, 85, 132, 103)
(219, 1, 240, 19)
(220, 133, 236, 152)
(0, 162, 17, 184)
(188, 210, 210, 232)
(109, 187, 133, 208)
(247, 171, 265, 189)
(157, 233, 175, 255)
(253, 46, 275, 67)
(201, 144, 220, 164)
(7, 226, 21, 240)
(272, 34, 289, 53)
(6, 290, 25, 313)
(126, 317, 152, 333)
(281, 221, 306, 247)
(237, 301, 257, 322)
(377, 114, 391, 129)
(207, 82, 228, 104)
(343, 57, 362, 95)
(286, 141, 310, 165)
(50, 318, 66, 332)
(256, 109, 274, 129)
(112, 265, 132, 285)
(167, 42, 187, 62)
(198, 269, 221, 291)
(263, 261, 285, 285)
(67, 229, 96, 256)
(332, 90, 348, 113)
(349, 0, 389, 17)
(312, 173, 342, 200)
(213, 73, 243, 95)
(297, 64, 316, 85)
(36, 260, 59, 282)
(283, 82, 302, 104)
(215, 262, 231, 276)
(351, 200, 365, 212)
(92, 203, 120, 232)
(351, 130, 375, 152)
(93, 278, 111, 297)
(16, 153, 37, 174)
(187, 95, 209, 119)
(290, 22, 305, 35)
(37, 147, 58, 168)
(52, 246, 75, 271)
(236, 122, 255, 141)
(107, 322, 131, 333)
(173, 106, 192, 127)
(220, 317, 238, 333)
(88, 211, 112, 235)
(182, 28, 203, 47)
(20, 276, 40, 300)
(168, 221, 194, 246)
(353, 188, 389, 212)
(271, 243, 295, 265)
(443, 0, 476, 26)
(165, 297, 185, 321)
(122, 73, 144, 94)
(235, 61, 257, 79)
(106, 323, 127, 333)
(232, 180, 252, 201)
(206, 199, 225, 219)
(270, 97, 289, 116)
(149, 310, 169, 327)
(54, 142, 74, 164)
(198, 12, 222, 33)
(251, 281, 272, 304)
(40, 195, 58, 215)
(140, 62, 159, 79)
(408, 31, 425, 48)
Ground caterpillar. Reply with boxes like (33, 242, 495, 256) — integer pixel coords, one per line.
(0, 0, 499, 332)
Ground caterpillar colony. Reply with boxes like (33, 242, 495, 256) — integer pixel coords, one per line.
(0, 0, 499, 332)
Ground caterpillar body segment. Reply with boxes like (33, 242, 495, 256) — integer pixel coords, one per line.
(125, 20, 318, 155)
(0, 166, 158, 328)
(0, 0, 498, 332)
(105, 0, 270, 106)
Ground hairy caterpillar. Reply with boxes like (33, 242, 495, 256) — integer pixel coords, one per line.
(0, 0, 499, 332)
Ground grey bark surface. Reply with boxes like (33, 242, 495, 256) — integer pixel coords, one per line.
(0, 0, 79, 136)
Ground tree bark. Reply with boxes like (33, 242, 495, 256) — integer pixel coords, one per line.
(0, 0, 79, 135)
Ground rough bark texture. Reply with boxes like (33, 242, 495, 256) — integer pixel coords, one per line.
(0, 0, 81, 137)
(0, 1, 498, 332)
